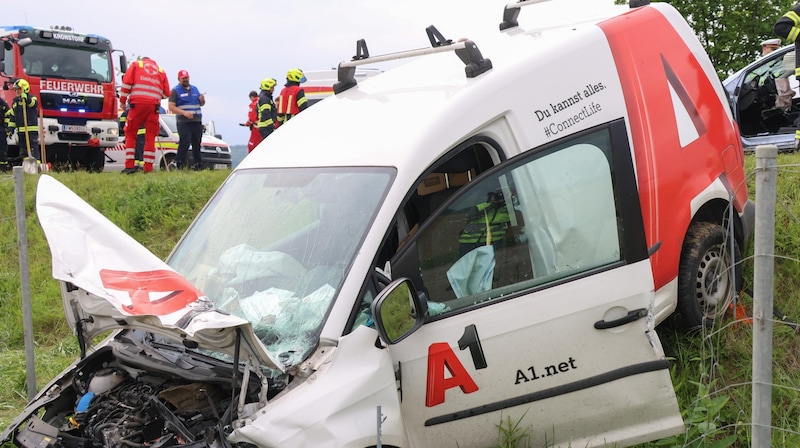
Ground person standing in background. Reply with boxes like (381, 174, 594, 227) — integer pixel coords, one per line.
(119, 57, 170, 173)
(775, 4, 800, 148)
(762, 37, 781, 56)
(276, 68, 308, 127)
(257, 78, 278, 143)
(0, 96, 11, 170)
(245, 90, 262, 153)
(9, 79, 40, 162)
(169, 70, 205, 169)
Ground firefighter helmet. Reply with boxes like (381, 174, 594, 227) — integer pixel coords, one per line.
(13, 79, 30, 93)
(260, 78, 277, 91)
(286, 68, 306, 83)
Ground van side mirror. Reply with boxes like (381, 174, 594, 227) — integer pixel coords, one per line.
(371, 278, 427, 344)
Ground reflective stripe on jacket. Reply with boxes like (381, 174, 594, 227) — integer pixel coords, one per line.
(0, 98, 10, 130)
(774, 5, 800, 79)
(257, 91, 277, 131)
(277, 84, 308, 126)
(120, 59, 170, 105)
(9, 94, 38, 133)
(458, 202, 511, 244)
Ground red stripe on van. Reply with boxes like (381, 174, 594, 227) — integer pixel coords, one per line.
(599, 6, 747, 291)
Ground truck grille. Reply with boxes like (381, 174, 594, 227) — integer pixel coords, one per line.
(40, 92, 104, 113)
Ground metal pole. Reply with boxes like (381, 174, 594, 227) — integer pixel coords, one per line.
(14, 166, 37, 400)
(376, 405, 382, 448)
(752, 145, 777, 448)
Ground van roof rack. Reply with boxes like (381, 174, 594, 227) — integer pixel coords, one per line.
(499, 0, 651, 31)
(333, 25, 492, 94)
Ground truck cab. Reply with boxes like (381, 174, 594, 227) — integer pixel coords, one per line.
(0, 25, 125, 171)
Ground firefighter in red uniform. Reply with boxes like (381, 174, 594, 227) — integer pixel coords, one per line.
(276, 68, 308, 128)
(775, 4, 800, 149)
(119, 57, 170, 173)
(245, 90, 262, 153)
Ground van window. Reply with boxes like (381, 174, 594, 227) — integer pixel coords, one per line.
(349, 141, 499, 330)
(168, 167, 394, 366)
(410, 127, 622, 315)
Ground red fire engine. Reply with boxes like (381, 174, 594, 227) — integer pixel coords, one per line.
(0, 25, 126, 171)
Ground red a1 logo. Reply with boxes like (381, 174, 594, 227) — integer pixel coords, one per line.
(425, 324, 487, 407)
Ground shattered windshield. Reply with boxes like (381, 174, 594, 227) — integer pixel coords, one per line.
(167, 167, 394, 366)
(21, 42, 112, 82)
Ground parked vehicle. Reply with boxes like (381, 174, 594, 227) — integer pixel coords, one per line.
(0, 25, 126, 171)
(104, 114, 232, 171)
(723, 44, 799, 152)
(301, 68, 383, 107)
(4, 1, 753, 447)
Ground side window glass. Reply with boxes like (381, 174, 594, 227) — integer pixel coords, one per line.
(3, 47, 14, 73)
(415, 128, 621, 315)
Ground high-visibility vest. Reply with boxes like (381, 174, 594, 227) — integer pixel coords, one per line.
(458, 202, 511, 244)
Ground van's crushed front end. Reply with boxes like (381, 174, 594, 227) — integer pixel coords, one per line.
(2, 169, 395, 448)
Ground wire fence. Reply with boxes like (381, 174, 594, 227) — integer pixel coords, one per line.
(662, 146, 800, 448)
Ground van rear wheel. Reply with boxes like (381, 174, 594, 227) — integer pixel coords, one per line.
(677, 222, 742, 330)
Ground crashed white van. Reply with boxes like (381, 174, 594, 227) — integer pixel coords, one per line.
(3, 1, 753, 447)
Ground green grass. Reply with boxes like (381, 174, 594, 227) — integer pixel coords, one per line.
(1, 152, 800, 447)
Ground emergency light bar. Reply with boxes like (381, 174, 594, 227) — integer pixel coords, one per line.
(334, 25, 492, 94)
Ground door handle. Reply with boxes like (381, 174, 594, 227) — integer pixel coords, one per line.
(594, 308, 647, 329)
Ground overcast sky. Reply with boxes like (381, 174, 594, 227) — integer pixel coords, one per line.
(3, 0, 517, 145)
(6, 0, 619, 145)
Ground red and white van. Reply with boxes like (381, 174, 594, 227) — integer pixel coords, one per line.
(10, 1, 753, 447)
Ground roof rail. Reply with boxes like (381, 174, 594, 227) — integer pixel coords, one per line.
(333, 25, 492, 94)
(499, 0, 651, 31)
(499, 0, 552, 31)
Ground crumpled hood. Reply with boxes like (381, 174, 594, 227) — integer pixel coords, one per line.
(35, 175, 282, 372)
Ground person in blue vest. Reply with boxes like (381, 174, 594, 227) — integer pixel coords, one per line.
(168, 69, 205, 170)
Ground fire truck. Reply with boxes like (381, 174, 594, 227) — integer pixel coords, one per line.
(0, 25, 126, 171)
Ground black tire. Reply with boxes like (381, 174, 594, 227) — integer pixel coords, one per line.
(677, 221, 742, 330)
(160, 153, 176, 171)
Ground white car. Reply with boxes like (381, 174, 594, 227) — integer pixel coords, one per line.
(723, 44, 799, 152)
(104, 114, 232, 171)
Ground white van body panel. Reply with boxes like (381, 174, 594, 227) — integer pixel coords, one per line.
(229, 326, 408, 448)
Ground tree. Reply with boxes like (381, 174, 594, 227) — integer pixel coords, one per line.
(656, 0, 795, 79)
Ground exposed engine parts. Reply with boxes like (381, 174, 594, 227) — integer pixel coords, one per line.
(14, 355, 249, 448)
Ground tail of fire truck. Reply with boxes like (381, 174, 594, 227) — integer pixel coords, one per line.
(0, 25, 126, 171)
